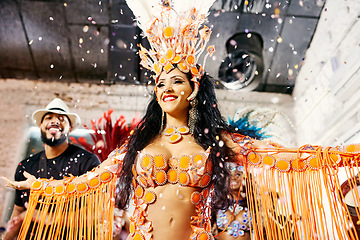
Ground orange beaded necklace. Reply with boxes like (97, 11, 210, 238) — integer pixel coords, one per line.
(163, 125, 190, 143)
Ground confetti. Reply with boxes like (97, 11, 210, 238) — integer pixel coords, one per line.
(83, 25, 89, 33)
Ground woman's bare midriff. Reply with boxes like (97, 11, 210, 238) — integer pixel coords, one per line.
(127, 184, 200, 240)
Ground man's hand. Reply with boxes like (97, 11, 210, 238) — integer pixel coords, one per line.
(0, 172, 36, 190)
(6, 213, 25, 232)
(3, 209, 27, 240)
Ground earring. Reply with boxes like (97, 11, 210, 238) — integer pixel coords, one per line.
(188, 98, 198, 134)
(160, 110, 165, 133)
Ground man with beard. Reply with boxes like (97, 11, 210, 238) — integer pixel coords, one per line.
(4, 98, 100, 240)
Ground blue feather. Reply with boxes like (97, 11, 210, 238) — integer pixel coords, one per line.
(228, 112, 268, 140)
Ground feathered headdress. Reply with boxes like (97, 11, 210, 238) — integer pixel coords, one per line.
(125, 0, 216, 100)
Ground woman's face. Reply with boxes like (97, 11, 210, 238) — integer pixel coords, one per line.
(156, 68, 193, 116)
(229, 170, 243, 190)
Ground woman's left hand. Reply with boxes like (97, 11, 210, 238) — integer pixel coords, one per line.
(0, 171, 36, 190)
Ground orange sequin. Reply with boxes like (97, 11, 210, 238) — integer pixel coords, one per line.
(275, 159, 290, 172)
(291, 159, 307, 171)
(141, 155, 152, 170)
(178, 126, 189, 134)
(247, 152, 261, 165)
(172, 55, 182, 63)
(166, 49, 175, 60)
(154, 155, 166, 169)
(164, 26, 174, 38)
(129, 222, 136, 236)
(202, 188, 209, 198)
(191, 191, 202, 205)
(196, 231, 211, 240)
(186, 55, 195, 66)
(76, 183, 88, 193)
(164, 62, 174, 73)
(193, 154, 205, 167)
(55, 185, 64, 194)
(100, 171, 113, 182)
(165, 127, 175, 135)
(179, 156, 190, 170)
(134, 233, 144, 240)
(44, 186, 53, 195)
(32, 180, 42, 190)
(178, 172, 190, 185)
(308, 156, 322, 170)
(159, 57, 167, 65)
(199, 174, 211, 187)
(178, 62, 189, 72)
(89, 177, 100, 188)
(167, 169, 178, 183)
(190, 67, 199, 76)
(263, 155, 275, 167)
(66, 183, 76, 193)
(345, 144, 360, 153)
(144, 191, 156, 204)
(135, 186, 144, 198)
(169, 133, 181, 143)
(155, 170, 167, 185)
(154, 62, 161, 74)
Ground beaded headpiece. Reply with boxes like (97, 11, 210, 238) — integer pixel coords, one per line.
(125, 0, 216, 100)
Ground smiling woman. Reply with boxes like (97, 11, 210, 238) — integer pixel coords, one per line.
(2, 1, 360, 240)
(156, 68, 194, 121)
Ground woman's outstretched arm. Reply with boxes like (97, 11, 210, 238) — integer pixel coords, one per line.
(1, 144, 126, 191)
(223, 131, 360, 240)
(0, 145, 127, 240)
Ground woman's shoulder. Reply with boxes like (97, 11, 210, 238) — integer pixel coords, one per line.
(221, 131, 247, 147)
(106, 142, 129, 162)
(220, 129, 248, 138)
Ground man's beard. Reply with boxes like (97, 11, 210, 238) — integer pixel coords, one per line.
(41, 130, 67, 147)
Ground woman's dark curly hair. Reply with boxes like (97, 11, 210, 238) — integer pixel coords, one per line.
(117, 71, 247, 211)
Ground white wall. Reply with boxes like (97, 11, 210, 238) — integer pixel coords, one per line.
(293, 0, 360, 146)
(292, 2, 360, 238)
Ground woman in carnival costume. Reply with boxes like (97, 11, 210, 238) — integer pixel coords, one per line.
(213, 163, 251, 240)
(3, 0, 360, 240)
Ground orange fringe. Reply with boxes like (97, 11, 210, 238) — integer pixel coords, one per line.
(16, 143, 360, 240)
(17, 177, 117, 240)
(245, 145, 360, 240)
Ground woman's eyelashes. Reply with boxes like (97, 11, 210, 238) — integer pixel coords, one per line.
(174, 79, 184, 84)
(156, 82, 165, 88)
(156, 78, 184, 89)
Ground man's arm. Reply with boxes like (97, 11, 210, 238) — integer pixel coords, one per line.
(3, 205, 26, 240)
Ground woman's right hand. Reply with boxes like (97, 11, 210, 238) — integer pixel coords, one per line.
(0, 172, 36, 190)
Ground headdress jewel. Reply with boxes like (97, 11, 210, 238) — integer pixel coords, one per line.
(125, 0, 216, 100)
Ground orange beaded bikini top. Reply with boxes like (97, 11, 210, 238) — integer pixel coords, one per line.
(133, 147, 213, 188)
